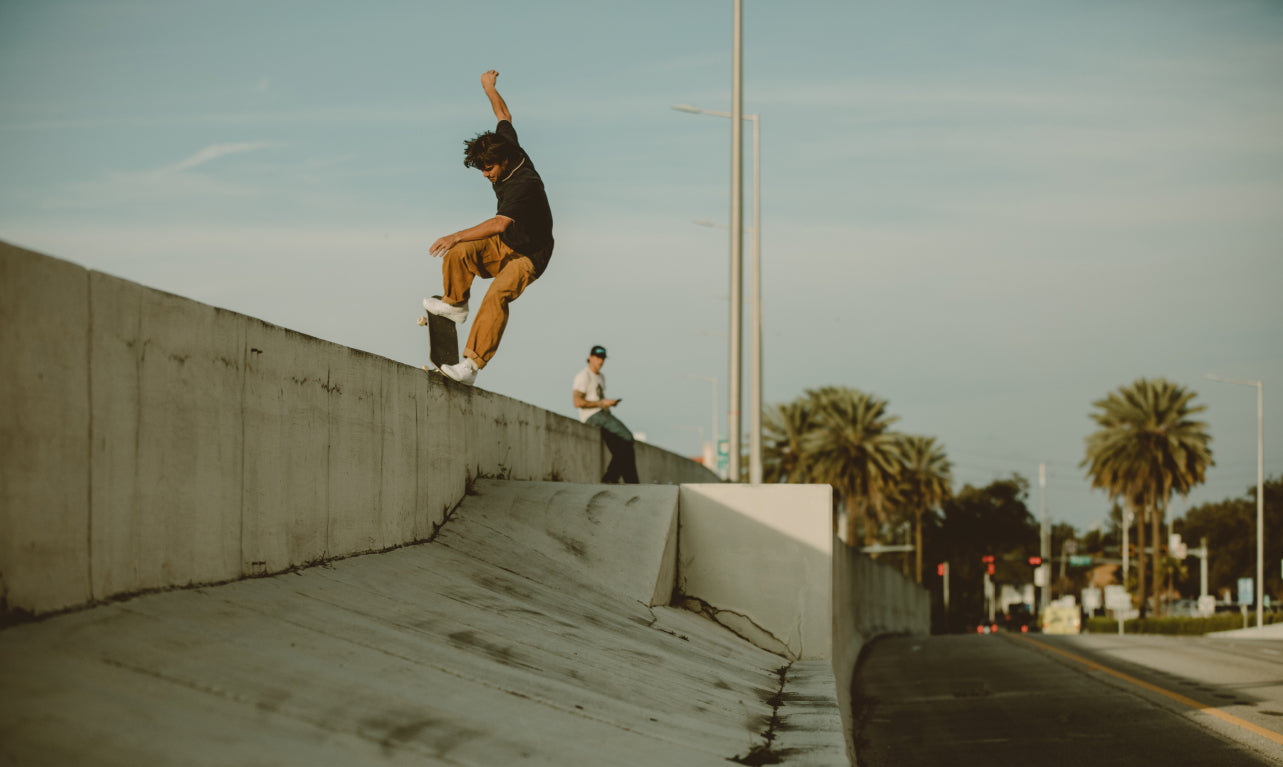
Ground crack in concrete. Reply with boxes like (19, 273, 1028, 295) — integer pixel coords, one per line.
(677, 594, 794, 660)
(731, 663, 792, 765)
(641, 605, 690, 642)
(425, 478, 476, 544)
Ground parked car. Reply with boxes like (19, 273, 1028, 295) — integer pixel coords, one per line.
(1001, 604, 1038, 633)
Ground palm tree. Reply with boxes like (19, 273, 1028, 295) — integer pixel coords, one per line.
(896, 435, 954, 583)
(1082, 378, 1213, 614)
(763, 399, 815, 484)
(802, 387, 902, 547)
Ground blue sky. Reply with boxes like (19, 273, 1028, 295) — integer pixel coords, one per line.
(3, 0, 1281, 533)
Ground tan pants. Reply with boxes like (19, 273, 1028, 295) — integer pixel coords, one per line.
(440, 234, 537, 369)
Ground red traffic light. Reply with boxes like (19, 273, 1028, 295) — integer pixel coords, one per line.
(981, 555, 995, 563)
(1028, 556, 1042, 566)
(937, 563, 946, 576)
(986, 563, 995, 575)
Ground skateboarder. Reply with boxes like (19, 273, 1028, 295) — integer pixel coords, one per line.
(573, 345, 639, 484)
(423, 69, 554, 385)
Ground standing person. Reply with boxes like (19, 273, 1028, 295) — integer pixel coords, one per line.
(423, 69, 554, 385)
(573, 346, 639, 484)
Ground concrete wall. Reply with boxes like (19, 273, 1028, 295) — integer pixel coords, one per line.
(676, 484, 834, 661)
(3, 240, 931, 764)
(831, 536, 931, 761)
(0, 241, 716, 619)
(672, 484, 929, 763)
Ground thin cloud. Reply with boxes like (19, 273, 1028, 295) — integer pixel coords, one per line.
(161, 141, 277, 175)
(37, 142, 282, 210)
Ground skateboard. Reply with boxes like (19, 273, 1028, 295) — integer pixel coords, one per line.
(417, 296, 460, 375)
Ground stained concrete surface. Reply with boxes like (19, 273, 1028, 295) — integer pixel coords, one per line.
(0, 481, 846, 766)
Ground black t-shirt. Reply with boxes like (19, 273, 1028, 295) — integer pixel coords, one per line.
(493, 120, 554, 277)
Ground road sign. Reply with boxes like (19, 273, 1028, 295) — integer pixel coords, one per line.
(1104, 585, 1131, 610)
(1069, 555, 1092, 566)
(1034, 564, 1048, 587)
(716, 439, 729, 479)
(1238, 577, 1254, 606)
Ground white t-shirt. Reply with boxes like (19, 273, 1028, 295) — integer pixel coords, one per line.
(573, 366, 606, 423)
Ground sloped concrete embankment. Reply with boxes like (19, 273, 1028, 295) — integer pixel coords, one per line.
(0, 240, 716, 621)
(0, 480, 848, 766)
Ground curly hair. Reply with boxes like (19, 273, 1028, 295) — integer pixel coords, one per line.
(463, 131, 519, 170)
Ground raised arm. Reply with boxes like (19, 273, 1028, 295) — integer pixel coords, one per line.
(480, 70, 512, 123)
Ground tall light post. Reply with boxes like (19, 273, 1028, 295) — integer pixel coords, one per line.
(1207, 373, 1265, 629)
(672, 104, 762, 484)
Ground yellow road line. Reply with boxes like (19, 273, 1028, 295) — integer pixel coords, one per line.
(1015, 634, 1283, 746)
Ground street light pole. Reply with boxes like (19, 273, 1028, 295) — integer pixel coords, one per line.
(1207, 373, 1265, 629)
(748, 113, 761, 484)
(672, 104, 762, 484)
(729, 0, 744, 483)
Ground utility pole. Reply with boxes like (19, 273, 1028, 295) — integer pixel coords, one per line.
(943, 562, 950, 612)
(1040, 462, 1050, 612)
(1189, 536, 1210, 599)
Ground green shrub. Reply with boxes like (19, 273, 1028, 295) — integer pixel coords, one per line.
(1084, 611, 1283, 635)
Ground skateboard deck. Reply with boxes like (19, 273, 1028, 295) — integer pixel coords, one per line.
(417, 296, 460, 375)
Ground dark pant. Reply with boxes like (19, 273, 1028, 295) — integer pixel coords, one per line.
(586, 411, 639, 484)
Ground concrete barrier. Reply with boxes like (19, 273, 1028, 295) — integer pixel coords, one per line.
(676, 484, 834, 661)
(831, 537, 931, 759)
(2, 240, 931, 765)
(0, 245, 92, 616)
(0, 241, 716, 620)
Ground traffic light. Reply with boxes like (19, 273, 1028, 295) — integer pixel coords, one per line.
(981, 555, 995, 563)
(1028, 556, 1042, 566)
(937, 563, 946, 576)
(986, 563, 995, 575)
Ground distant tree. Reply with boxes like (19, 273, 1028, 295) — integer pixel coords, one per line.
(1082, 378, 1213, 614)
(802, 387, 902, 547)
(1175, 476, 1283, 601)
(894, 435, 954, 583)
(931, 476, 1037, 631)
(762, 399, 815, 484)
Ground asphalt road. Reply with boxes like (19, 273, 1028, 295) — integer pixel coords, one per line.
(852, 631, 1283, 766)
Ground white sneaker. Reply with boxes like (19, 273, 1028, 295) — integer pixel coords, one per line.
(439, 357, 479, 385)
(423, 296, 468, 324)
